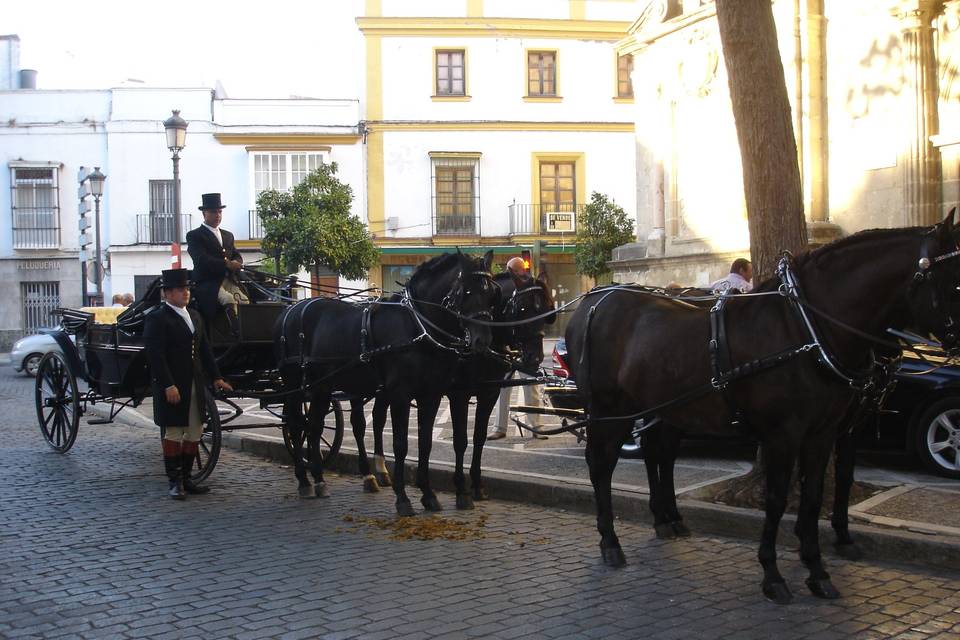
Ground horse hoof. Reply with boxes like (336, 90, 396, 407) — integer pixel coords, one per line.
(314, 482, 330, 498)
(762, 581, 793, 605)
(654, 523, 677, 539)
(456, 494, 475, 510)
(396, 500, 416, 517)
(472, 487, 489, 501)
(671, 521, 692, 538)
(421, 495, 443, 512)
(834, 542, 862, 561)
(363, 475, 381, 493)
(298, 485, 316, 499)
(377, 473, 393, 488)
(601, 547, 626, 567)
(806, 577, 841, 600)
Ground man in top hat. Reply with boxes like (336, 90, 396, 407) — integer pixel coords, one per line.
(144, 268, 233, 500)
(186, 193, 248, 336)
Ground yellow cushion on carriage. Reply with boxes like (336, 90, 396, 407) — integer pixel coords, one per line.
(79, 306, 125, 325)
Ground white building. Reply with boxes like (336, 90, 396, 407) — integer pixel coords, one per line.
(0, 35, 363, 349)
(358, 0, 640, 334)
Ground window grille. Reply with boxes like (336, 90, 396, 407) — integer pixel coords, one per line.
(436, 50, 465, 96)
(21, 281, 60, 332)
(11, 166, 60, 249)
(431, 156, 480, 235)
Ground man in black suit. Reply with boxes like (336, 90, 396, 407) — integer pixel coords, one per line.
(144, 268, 233, 500)
(186, 193, 248, 336)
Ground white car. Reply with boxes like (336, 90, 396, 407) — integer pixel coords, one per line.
(11, 331, 71, 377)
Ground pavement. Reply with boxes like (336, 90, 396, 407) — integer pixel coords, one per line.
(5, 362, 960, 639)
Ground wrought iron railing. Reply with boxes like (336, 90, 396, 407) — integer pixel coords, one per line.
(249, 209, 265, 240)
(135, 213, 192, 244)
(433, 213, 480, 236)
(12, 207, 60, 249)
(507, 203, 585, 236)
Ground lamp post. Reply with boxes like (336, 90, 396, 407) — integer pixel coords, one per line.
(87, 167, 106, 305)
(163, 109, 188, 267)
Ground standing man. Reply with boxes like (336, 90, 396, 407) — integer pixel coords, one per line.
(710, 258, 753, 294)
(487, 256, 546, 441)
(144, 268, 232, 500)
(186, 193, 248, 336)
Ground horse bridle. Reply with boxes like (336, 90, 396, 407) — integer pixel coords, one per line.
(440, 269, 496, 324)
(912, 229, 960, 352)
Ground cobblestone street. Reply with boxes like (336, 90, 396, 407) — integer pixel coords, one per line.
(2, 369, 959, 640)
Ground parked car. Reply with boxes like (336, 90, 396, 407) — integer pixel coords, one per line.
(547, 339, 960, 479)
(11, 330, 68, 377)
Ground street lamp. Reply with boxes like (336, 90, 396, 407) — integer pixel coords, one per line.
(163, 109, 188, 266)
(87, 167, 106, 305)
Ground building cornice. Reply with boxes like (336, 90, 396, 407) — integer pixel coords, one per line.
(356, 17, 631, 40)
(212, 133, 361, 146)
(365, 121, 634, 132)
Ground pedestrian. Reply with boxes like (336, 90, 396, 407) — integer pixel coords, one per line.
(710, 258, 753, 294)
(122, 293, 134, 306)
(111, 293, 125, 307)
(143, 268, 233, 500)
(186, 193, 248, 336)
(488, 256, 546, 441)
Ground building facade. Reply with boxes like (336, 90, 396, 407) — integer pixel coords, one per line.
(358, 0, 640, 335)
(611, 0, 960, 287)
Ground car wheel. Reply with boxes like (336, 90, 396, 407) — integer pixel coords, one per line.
(23, 353, 43, 377)
(911, 397, 960, 480)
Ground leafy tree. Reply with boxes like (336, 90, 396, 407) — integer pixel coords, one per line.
(256, 163, 379, 281)
(574, 192, 635, 280)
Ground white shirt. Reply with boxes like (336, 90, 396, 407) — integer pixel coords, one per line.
(165, 301, 195, 334)
(710, 272, 753, 294)
(202, 222, 223, 246)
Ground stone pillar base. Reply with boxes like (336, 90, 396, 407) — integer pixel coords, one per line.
(807, 221, 843, 247)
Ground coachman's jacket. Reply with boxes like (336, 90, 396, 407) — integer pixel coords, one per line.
(186, 225, 243, 322)
(143, 304, 221, 427)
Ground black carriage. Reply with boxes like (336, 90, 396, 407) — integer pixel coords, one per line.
(34, 272, 345, 482)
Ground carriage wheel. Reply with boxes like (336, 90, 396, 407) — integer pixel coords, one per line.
(282, 398, 344, 467)
(183, 388, 223, 483)
(35, 352, 81, 453)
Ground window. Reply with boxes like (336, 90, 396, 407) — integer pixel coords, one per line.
(381, 265, 415, 294)
(527, 51, 557, 97)
(617, 54, 634, 98)
(252, 152, 325, 195)
(436, 50, 465, 96)
(145, 179, 177, 243)
(11, 166, 60, 249)
(540, 162, 576, 212)
(21, 281, 60, 332)
(430, 155, 480, 235)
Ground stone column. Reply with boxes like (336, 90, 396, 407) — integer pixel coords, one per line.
(895, 0, 944, 227)
(633, 50, 667, 256)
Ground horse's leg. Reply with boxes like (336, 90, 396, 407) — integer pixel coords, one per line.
(415, 393, 444, 512)
(351, 398, 379, 493)
(642, 427, 672, 539)
(585, 418, 628, 567)
(305, 395, 329, 498)
(831, 428, 861, 559)
(796, 432, 841, 600)
(470, 388, 499, 502)
(372, 395, 391, 487)
(758, 440, 797, 605)
(285, 393, 313, 498)
(389, 397, 415, 516)
(658, 428, 690, 537)
(448, 391, 472, 509)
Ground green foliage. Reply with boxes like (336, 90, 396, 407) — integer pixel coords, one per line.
(574, 192, 635, 279)
(256, 163, 379, 281)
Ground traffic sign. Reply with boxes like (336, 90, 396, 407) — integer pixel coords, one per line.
(87, 259, 103, 285)
(78, 217, 91, 231)
(79, 232, 91, 248)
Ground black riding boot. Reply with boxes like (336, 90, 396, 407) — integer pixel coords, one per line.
(225, 304, 240, 338)
(163, 439, 186, 500)
(182, 442, 210, 495)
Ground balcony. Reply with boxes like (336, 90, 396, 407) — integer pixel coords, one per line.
(508, 203, 585, 236)
(249, 209, 265, 241)
(433, 213, 480, 236)
(13, 207, 60, 249)
(135, 214, 191, 244)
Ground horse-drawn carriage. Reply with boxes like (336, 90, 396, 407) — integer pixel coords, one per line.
(34, 271, 345, 483)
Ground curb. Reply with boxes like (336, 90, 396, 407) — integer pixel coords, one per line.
(222, 430, 960, 572)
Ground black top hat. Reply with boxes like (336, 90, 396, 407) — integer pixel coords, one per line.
(160, 268, 192, 289)
(199, 193, 226, 211)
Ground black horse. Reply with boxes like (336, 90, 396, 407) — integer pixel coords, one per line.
(273, 251, 499, 515)
(352, 270, 556, 506)
(565, 215, 960, 604)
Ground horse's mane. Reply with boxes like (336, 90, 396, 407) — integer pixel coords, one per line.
(753, 226, 927, 292)
(493, 271, 555, 308)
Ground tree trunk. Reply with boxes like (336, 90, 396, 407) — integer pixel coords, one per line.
(715, 0, 807, 282)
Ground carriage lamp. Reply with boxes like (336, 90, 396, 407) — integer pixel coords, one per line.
(163, 109, 188, 265)
(86, 167, 107, 305)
